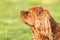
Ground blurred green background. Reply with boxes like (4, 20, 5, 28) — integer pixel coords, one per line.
(0, 0, 60, 40)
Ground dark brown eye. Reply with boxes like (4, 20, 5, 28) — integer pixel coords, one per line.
(37, 10, 41, 15)
(36, 10, 42, 16)
(37, 10, 41, 14)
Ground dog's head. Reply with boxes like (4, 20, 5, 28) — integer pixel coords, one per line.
(21, 6, 49, 26)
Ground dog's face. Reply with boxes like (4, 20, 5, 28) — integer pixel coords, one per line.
(21, 6, 48, 26)
(21, 10, 35, 26)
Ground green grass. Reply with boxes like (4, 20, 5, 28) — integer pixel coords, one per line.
(0, 0, 60, 40)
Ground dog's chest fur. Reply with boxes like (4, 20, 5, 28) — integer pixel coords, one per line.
(32, 15, 53, 40)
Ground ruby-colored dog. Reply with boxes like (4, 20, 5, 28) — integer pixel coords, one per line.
(20, 6, 60, 40)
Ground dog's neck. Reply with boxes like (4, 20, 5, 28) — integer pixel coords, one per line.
(32, 13, 56, 40)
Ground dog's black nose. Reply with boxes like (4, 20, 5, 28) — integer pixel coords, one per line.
(21, 10, 29, 14)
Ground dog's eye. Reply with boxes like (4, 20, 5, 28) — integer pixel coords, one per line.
(37, 10, 41, 14)
(37, 10, 42, 16)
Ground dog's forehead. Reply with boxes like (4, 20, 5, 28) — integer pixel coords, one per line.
(28, 6, 47, 15)
(29, 6, 43, 11)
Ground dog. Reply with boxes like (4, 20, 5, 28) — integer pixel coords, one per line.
(20, 6, 60, 40)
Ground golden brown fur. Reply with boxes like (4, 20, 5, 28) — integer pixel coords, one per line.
(20, 6, 60, 40)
